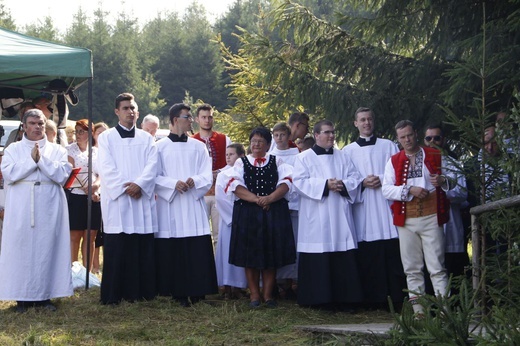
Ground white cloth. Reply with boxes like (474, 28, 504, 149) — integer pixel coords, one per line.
(398, 214, 447, 298)
(269, 147, 301, 279)
(293, 148, 363, 253)
(97, 127, 158, 234)
(214, 166, 247, 288)
(0, 136, 73, 300)
(155, 137, 212, 238)
(66, 142, 98, 195)
(444, 157, 468, 253)
(269, 147, 301, 211)
(343, 138, 399, 241)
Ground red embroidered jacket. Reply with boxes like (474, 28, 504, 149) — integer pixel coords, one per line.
(390, 147, 450, 227)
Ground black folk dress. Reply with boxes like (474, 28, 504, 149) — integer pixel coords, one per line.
(229, 155, 296, 270)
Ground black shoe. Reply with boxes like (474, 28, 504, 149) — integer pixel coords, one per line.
(265, 299, 278, 308)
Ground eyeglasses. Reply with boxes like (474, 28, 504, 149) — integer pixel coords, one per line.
(320, 130, 335, 135)
(75, 129, 87, 135)
(425, 135, 442, 142)
(179, 115, 193, 120)
(250, 140, 267, 145)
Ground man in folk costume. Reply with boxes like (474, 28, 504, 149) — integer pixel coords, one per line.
(97, 93, 158, 305)
(343, 108, 406, 310)
(155, 103, 218, 307)
(382, 120, 453, 316)
(192, 104, 231, 248)
(0, 109, 73, 312)
(293, 119, 364, 310)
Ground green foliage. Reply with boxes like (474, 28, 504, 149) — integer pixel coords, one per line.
(0, 1, 15, 30)
(24, 16, 59, 41)
(387, 280, 477, 345)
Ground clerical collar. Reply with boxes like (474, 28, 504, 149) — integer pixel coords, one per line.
(312, 145, 333, 155)
(356, 135, 377, 147)
(168, 133, 188, 142)
(116, 124, 135, 138)
(22, 134, 48, 147)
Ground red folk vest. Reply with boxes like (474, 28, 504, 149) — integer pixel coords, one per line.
(192, 131, 227, 171)
(390, 147, 450, 227)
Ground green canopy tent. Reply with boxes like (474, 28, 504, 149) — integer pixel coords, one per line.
(0, 26, 95, 289)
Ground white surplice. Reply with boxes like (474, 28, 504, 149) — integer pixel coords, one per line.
(154, 137, 212, 238)
(214, 166, 247, 288)
(97, 128, 158, 234)
(343, 137, 399, 241)
(293, 148, 363, 253)
(0, 135, 73, 300)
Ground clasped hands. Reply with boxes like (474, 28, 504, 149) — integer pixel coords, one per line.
(31, 143, 41, 163)
(175, 177, 195, 194)
(327, 178, 344, 193)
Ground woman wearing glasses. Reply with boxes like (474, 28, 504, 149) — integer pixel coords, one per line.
(224, 127, 296, 308)
(66, 119, 102, 272)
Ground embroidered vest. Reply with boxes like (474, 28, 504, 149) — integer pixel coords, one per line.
(390, 147, 450, 227)
(192, 131, 227, 171)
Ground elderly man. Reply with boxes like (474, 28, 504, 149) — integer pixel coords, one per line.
(382, 120, 453, 316)
(97, 93, 158, 305)
(0, 109, 73, 313)
(293, 119, 364, 310)
(141, 114, 160, 139)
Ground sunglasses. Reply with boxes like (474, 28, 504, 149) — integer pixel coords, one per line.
(425, 135, 442, 142)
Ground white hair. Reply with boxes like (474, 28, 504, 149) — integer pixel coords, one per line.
(142, 114, 160, 126)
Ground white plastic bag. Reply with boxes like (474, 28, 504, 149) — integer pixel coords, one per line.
(71, 261, 101, 289)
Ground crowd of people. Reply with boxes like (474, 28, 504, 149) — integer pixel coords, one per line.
(0, 92, 510, 316)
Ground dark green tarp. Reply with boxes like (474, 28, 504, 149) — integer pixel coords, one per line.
(0, 26, 92, 99)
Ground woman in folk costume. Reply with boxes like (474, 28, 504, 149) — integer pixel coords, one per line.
(225, 127, 296, 308)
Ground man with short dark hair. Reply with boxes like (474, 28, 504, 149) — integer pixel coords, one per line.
(293, 119, 364, 309)
(0, 109, 73, 312)
(154, 103, 218, 307)
(97, 92, 158, 305)
(287, 112, 310, 148)
(192, 104, 231, 248)
(343, 107, 406, 310)
(382, 120, 453, 316)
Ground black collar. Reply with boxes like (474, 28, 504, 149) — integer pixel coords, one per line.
(168, 133, 188, 142)
(116, 125, 135, 138)
(356, 136, 377, 147)
(312, 145, 333, 155)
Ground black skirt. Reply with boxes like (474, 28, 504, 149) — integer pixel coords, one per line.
(100, 233, 156, 304)
(357, 239, 407, 304)
(67, 193, 102, 230)
(229, 198, 295, 269)
(297, 250, 364, 306)
(155, 235, 218, 297)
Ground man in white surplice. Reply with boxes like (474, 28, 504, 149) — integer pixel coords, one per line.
(0, 109, 73, 313)
(97, 93, 158, 305)
(293, 119, 364, 309)
(342, 107, 406, 310)
(154, 103, 218, 307)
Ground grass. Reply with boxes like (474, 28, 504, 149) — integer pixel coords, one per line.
(0, 288, 396, 345)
